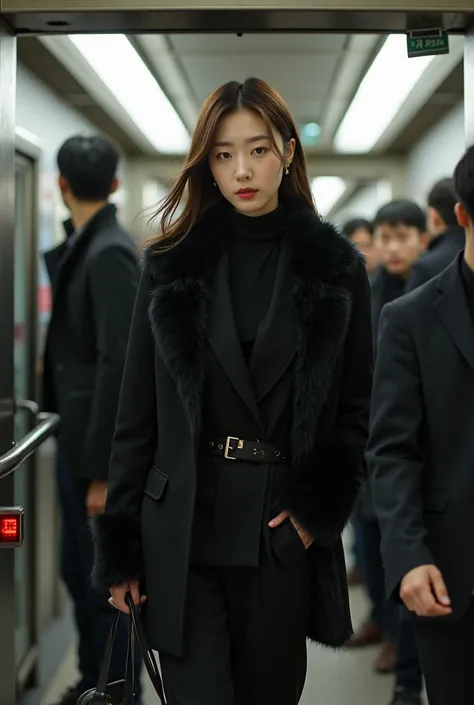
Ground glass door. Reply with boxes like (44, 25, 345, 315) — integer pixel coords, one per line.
(13, 152, 38, 681)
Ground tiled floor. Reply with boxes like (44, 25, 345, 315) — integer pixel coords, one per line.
(41, 584, 400, 705)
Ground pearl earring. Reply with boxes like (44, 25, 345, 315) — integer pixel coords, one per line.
(285, 166, 290, 175)
(213, 180, 217, 187)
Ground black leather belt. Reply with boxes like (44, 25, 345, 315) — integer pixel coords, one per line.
(202, 435, 289, 463)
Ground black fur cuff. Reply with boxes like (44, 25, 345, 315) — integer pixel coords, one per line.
(282, 435, 364, 546)
(90, 513, 144, 591)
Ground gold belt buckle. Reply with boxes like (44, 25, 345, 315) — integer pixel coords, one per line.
(224, 436, 242, 460)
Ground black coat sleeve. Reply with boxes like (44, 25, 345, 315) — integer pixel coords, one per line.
(336, 260, 373, 463)
(282, 261, 373, 546)
(367, 300, 434, 602)
(91, 264, 158, 591)
(83, 245, 139, 481)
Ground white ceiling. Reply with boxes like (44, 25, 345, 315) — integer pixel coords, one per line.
(137, 33, 381, 149)
(171, 34, 346, 127)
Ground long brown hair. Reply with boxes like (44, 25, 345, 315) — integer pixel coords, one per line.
(150, 77, 315, 247)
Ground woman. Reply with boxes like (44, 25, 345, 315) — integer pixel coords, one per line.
(92, 77, 373, 705)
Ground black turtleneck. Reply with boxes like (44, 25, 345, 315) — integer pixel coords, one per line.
(229, 206, 283, 363)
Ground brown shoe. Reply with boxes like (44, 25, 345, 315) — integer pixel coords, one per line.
(374, 641, 396, 673)
(346, 620, 383, 648)
(347, 566, 362, 586)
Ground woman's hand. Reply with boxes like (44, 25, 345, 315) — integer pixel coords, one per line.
(109, 580, 147, 614)
(269, 510, 314, 549)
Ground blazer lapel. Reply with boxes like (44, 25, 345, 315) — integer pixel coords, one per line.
(250, 242, 297, 402)
(145, 202, 362, 444)
(434, 256, 474, 370)
(207, 248, 263, 430)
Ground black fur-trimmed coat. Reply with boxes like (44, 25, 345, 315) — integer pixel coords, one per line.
(92, 201, 373, 657)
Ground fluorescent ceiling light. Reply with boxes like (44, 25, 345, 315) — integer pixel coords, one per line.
(334, 34, 435, 153)
(312, 177, 347, 216)
(69, 34, 190, 154)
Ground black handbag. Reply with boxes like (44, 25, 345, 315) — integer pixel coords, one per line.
(77, 595, 167, 705)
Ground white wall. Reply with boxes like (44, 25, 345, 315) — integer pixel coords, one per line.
(332, 101, 466, 225)
(405, 102, 465, 206)
(16, 62, 129, 252)
(333, 181, 392, 228)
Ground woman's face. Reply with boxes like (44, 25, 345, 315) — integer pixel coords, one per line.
(209, 108, 295, 217)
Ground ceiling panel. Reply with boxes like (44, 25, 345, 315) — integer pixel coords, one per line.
(169, 34, 347, 128)
(17, 37, 143, 155)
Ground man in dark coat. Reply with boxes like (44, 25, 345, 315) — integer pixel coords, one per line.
(406, 177, 465, 291)
(347, 201, 428, 686)
(367, 145, 474, 705)
(42, 135, 139, 705)
(389, 176, 465, 705)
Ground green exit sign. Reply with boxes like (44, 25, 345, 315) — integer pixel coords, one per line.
(407, 31, 449, 58)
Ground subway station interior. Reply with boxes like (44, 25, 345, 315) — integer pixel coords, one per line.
(1, 3, 474, 705)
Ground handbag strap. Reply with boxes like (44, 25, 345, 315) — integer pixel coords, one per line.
(92, 608, 121, 705)
(122, 613, 136, 705)
(126, 595, 167, 704)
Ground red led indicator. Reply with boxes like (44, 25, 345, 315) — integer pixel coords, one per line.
(0, 516, 20, 543)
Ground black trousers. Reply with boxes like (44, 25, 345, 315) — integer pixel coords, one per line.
(56, 446, 142, 699)
(395, 619, 423, 695)
(414, 598, 474, 705)
(358, 517, 399, 640)
(160, 518, 310, 705)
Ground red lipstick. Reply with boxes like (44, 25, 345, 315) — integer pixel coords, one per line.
(236, 188, 258, 200)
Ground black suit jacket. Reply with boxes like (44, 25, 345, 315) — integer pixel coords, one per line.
(192, 241, 296, 566)
(405, 226, 465, 292)
(91, 202, 373, 656)
(42, 204, 138, 481)
(367, 253, 474, 622)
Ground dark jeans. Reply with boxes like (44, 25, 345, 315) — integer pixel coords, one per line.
(56, 447, 142, 700)
(395, 619, 423, 695)
(358, 517, 399, 641)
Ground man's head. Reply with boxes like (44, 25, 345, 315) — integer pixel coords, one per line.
(426, 178, 458, 237)
(454, 145, 474, 235)
(342, 218, 380, 274)
(57, 135, 120, 210)
(373, 199, 429, 278)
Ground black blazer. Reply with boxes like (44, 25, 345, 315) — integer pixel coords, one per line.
(92, 202, 373, 656)
(405, 226, 465, 292)
(367, 253, 474, 622)
(42, 204, 139, 481)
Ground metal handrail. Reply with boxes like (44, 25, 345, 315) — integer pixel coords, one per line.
(0, 411, 60, 480)
(15, 398, 40, 417)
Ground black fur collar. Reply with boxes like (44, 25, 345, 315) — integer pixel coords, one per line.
(144, 201, 361, 444)
(145, 201, 357, 286)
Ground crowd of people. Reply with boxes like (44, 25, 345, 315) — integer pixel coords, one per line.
(343, 165, 473, 705)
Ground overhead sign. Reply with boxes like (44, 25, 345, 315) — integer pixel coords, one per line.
(407, 31, 450, 58)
